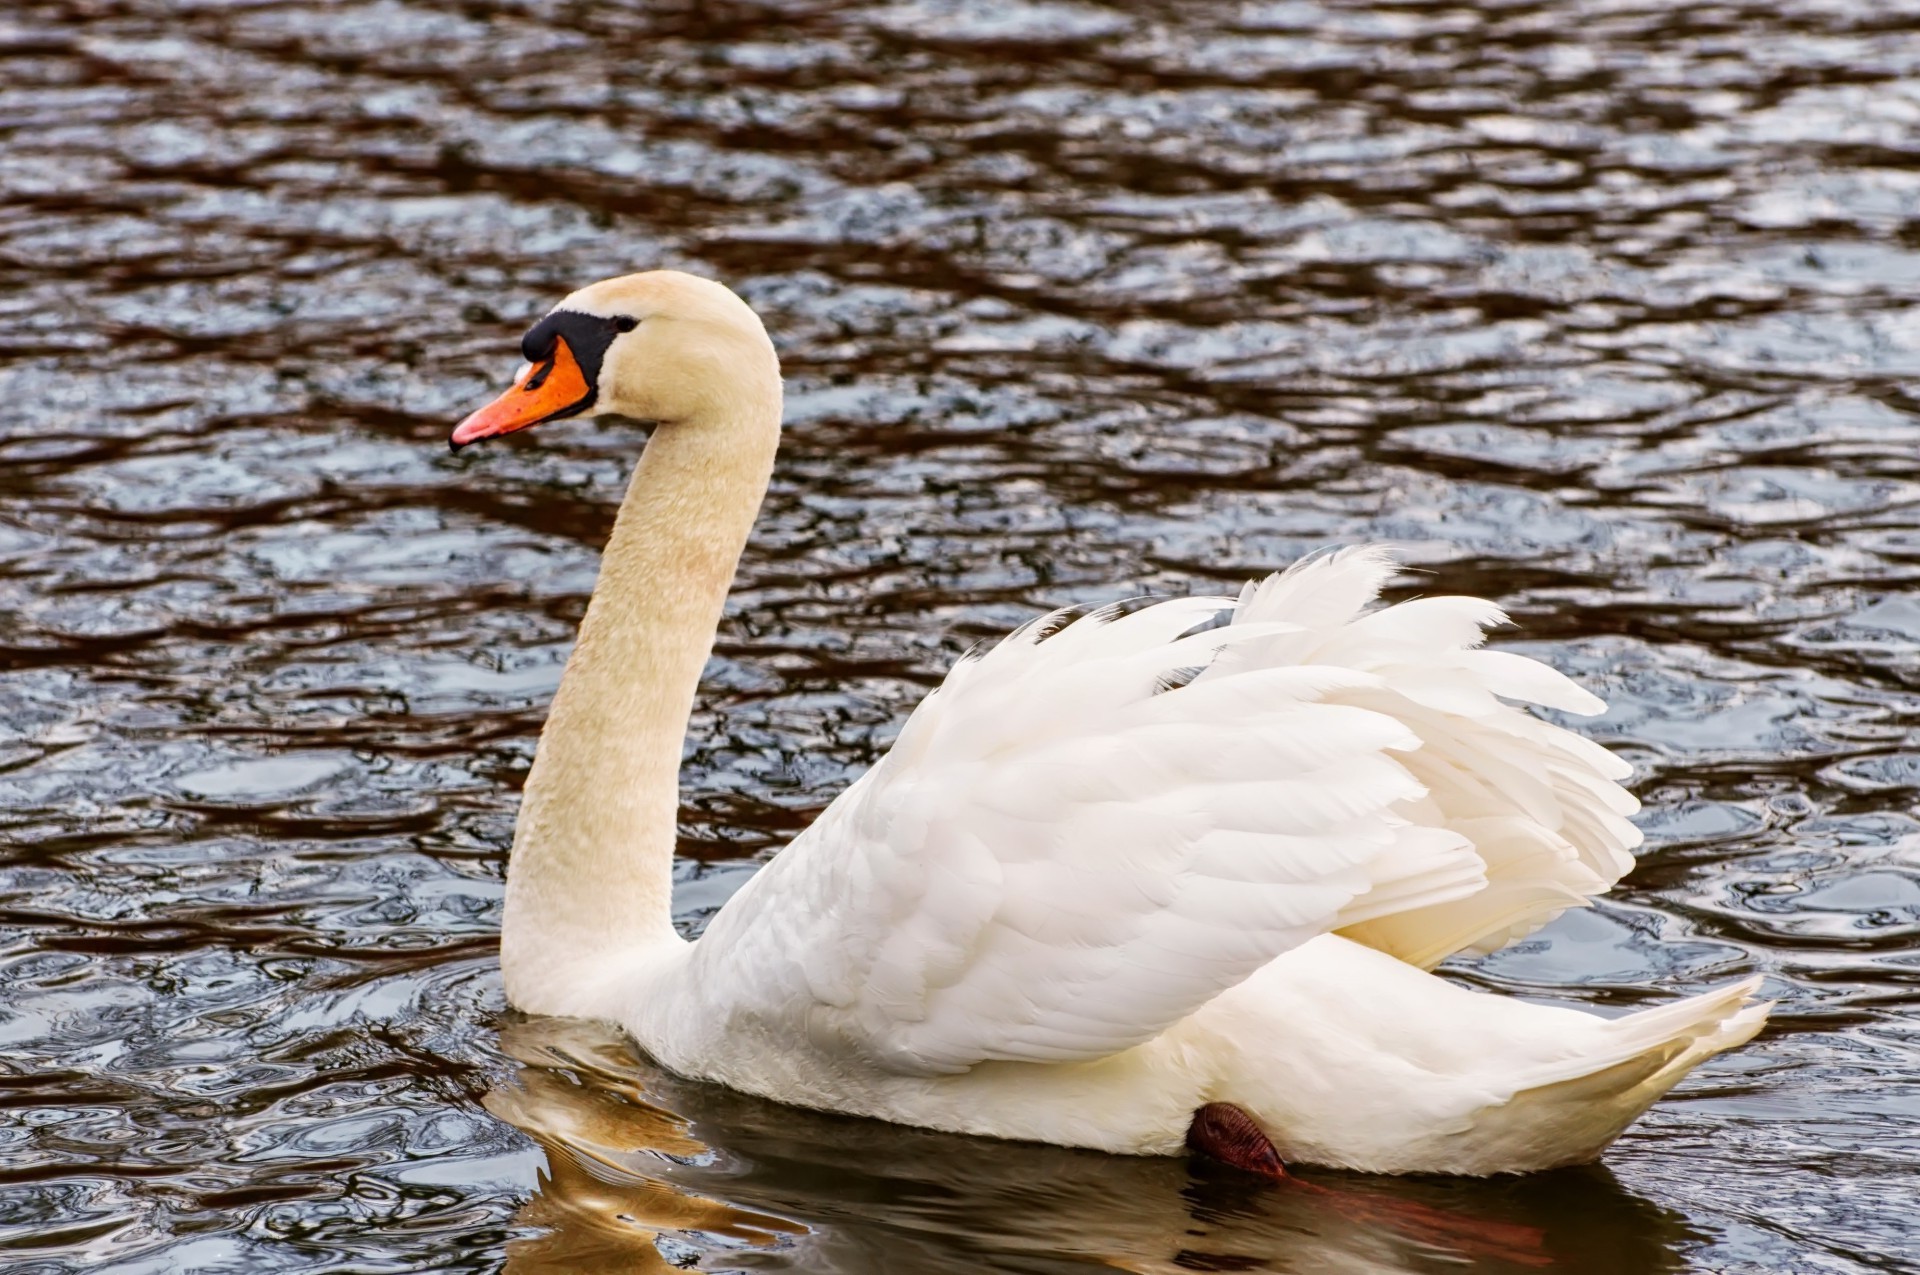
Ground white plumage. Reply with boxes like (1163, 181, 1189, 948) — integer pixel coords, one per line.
(690, 549, 1618, 1071)
(637, 549, 1765, 1172)
(472, 271, 1769, 1177)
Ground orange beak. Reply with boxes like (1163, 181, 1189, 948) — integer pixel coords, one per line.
(449, 335, 594, 450)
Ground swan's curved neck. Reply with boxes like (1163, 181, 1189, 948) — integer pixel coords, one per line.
(501, 383, 780, 1013)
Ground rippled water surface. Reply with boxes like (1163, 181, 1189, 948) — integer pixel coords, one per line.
(4, 0, 1920, 1270)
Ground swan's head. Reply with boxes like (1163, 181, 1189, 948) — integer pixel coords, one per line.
(449, 270, 777, 450)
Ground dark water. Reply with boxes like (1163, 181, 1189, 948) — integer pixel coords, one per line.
(3, 0, 1918, 1270)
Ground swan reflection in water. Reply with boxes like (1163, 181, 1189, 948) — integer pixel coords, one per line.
(487, 1017, 1702, 1275)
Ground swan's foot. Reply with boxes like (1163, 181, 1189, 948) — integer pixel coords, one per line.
(1186, 1102, 1286, 1179)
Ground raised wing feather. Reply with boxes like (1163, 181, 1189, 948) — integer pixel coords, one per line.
(688, 548, 1639, 1076)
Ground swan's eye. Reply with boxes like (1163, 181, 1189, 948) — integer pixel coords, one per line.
(611, 315, 638, 333)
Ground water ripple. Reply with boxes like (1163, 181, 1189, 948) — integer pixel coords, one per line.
(3, 0, 1918, 1270)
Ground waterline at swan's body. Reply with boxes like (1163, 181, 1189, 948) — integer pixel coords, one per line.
(613, 932, 1762, 1176)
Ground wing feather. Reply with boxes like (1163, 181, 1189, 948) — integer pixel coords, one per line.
(688, 547, 1640, 1075)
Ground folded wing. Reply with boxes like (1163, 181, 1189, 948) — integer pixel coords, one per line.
(688, 548, 1640, 1077)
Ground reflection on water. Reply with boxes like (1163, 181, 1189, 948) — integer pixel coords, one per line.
(3, 0, 1919, 1269)
(489, 1018, 1700, 1275)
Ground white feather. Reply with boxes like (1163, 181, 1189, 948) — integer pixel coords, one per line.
(683, 548, 1654, 1079)
(597, 545, 1773, 1173)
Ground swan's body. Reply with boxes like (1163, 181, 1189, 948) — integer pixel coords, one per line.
(454, 270, 1768, 1176)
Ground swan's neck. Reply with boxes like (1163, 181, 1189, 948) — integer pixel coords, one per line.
(500, 387, 780, 1013)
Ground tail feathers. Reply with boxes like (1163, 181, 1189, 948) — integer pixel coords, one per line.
(1523, 974, 1766, 1089)
(1484, 976, 1770, 1171)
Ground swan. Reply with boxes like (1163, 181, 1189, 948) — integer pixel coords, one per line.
(450, 269, 1768, 1177)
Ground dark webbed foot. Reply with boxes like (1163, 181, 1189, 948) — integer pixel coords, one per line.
(1186, 1102, 1286, 1178)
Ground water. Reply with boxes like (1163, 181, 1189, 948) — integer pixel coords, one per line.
(3, 0, 1918, 1269)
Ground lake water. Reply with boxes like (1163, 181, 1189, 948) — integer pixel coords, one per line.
(2, 0, 1918, 1270)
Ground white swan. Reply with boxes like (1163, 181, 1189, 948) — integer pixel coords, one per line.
(451, 270, 1768, 1177)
